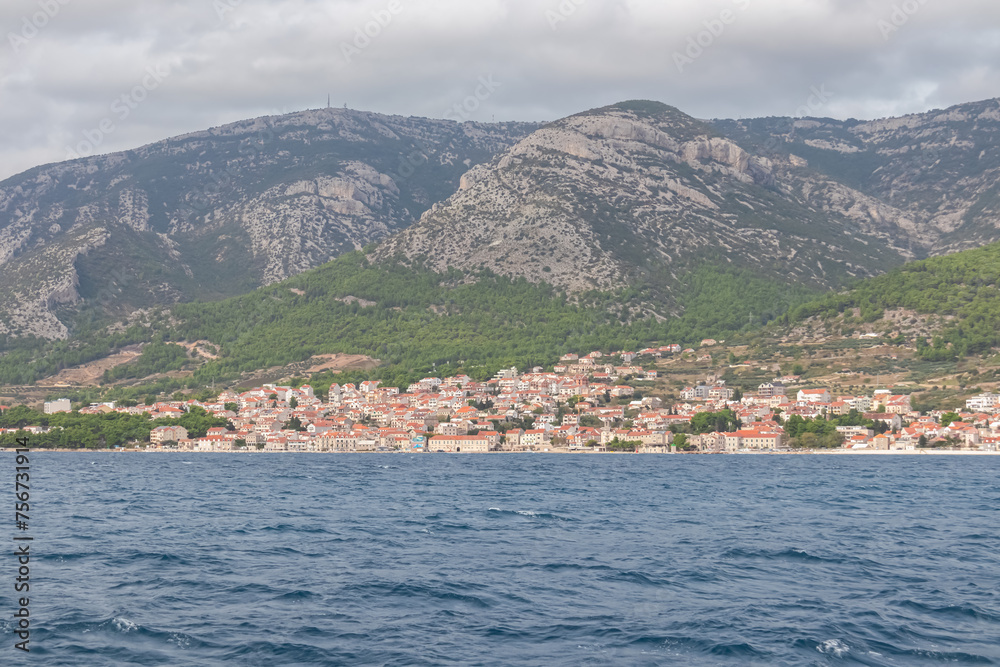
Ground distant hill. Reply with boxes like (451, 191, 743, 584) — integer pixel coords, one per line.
(0, 109, 537, 338)
(374, 100, 920, 313)
(785, 240, 1000, 361)
(712, 97, 1000, 255)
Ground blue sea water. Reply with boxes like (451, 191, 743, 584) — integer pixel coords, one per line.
(2, 452, 999, 666)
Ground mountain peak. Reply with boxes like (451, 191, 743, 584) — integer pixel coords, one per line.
(582, 99, 682, 116)
(374, 102, 907, 300)
(560, 99, 718, 143)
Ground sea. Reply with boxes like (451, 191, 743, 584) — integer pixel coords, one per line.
(1, 452, 998, 666)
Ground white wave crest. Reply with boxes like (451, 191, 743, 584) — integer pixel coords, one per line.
(817, 639, 849, 657)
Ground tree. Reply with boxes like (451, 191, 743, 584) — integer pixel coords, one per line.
(795, 432, 819, 449)
(224, 402, 238, 413)
(691, 409, 740, 434)
(839, 408, 864, 426)
(672, 433, 689, 448)
(606, 438, 641, 452)
(289, 397, 298, 409)
(940, 412, 960, 427)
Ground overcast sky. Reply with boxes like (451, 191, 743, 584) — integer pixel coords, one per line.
(2, 0, 999, 181)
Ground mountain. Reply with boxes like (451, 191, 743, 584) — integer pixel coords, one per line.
(5, 97, 1000, 391)
(374, 101, 921, 312)
(712, 97, 1000, 255)
(0, 109, 537, 338)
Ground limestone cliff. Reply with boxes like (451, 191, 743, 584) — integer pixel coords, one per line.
(0, 109, 537, 337)
(375, 101, 915, 305)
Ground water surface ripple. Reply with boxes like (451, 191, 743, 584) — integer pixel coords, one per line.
(2, 453, 998, 665)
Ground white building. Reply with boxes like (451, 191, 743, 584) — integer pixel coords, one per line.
(797, 388, 831, 404)
(967, 393, 1000, 412)
(43, 398, 72, 414)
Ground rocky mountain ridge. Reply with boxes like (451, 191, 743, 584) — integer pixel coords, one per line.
(0, 108, 538, 338)
(374, 101, 923, 308)
(4, 97, 1000, 341)
(712, 97, 1000, 255)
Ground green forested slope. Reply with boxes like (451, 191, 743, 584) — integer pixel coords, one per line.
(787, 241, 1000, 359)
(0, 251, 815, 389)
(8, 240, 1000, 392)
(164, 252, 811, 387)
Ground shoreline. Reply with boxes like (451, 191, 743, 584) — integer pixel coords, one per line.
(3, 448, 999, 456)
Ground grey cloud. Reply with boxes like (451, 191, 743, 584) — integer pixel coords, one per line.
(1, 0, 998, 181)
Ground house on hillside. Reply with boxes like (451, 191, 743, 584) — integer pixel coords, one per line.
(797, 388, 831, 404)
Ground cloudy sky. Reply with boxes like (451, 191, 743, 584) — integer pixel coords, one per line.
(2, 0, 999, 181)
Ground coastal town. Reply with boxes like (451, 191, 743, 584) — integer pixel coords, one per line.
(7, 345, 1000, 454)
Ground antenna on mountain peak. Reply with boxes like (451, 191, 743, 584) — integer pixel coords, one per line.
(327, 94, 330, 109)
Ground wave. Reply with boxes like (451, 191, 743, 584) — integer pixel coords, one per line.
(487, 507, 572, 521)
(721, 546, 878, 566)
(816, 638, 851, 657)
(895, 600, 1000, 623)
(343, 581, 493, 608)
